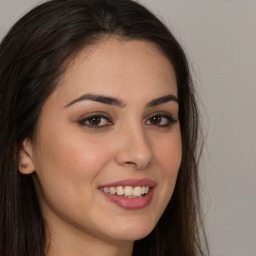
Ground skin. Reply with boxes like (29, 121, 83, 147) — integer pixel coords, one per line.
(19, 38, 182, 256)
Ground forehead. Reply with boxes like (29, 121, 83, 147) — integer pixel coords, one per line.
(51, 38, 177, 106)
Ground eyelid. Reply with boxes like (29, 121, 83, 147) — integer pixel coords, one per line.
(77, 111, 177, 130)
(145, 111, 178, 126)
(78, 112, 112, 129)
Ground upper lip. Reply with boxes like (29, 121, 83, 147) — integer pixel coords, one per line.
(98, 178, 156, 188)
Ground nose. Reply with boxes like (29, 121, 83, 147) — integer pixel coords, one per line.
(114, 125, 153, 170)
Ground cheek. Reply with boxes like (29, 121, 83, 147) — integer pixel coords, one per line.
(32, 126, 114, 213)
(152, 128, 182, 203)
(32, 127, 115, 223)
(155, 128, 182, 172)
(34, 126, 110, 180)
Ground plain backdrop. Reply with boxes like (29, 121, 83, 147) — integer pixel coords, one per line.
(0, 1, 255, 255)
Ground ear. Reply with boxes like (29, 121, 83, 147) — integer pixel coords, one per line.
(18, 139, 36, 175)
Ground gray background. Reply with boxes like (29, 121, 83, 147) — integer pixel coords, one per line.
(0, 1, 255, 255)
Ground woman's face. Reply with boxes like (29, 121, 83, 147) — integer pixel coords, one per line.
(25, 39, 182, 244)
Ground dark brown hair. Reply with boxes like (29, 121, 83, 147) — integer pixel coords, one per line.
(0, 0, 208, 255)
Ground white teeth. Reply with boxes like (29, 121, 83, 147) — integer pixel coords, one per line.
(109, 187, 116, 194)
(124, 186, 133, 196)
(101, 185, 150, 197)
(116, 186, 124, 195)
(133, 186, 142, 197)
(104, 187, 110, 193)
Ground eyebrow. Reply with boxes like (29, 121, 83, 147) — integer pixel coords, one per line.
(64, 93, 178, 108)
(146, 94, 178, 107)
(64, 93, 126, 108)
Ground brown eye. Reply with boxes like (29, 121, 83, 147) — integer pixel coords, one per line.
(88, 116, 101, 126)
(146, 114, 177, 127)
(149, 116, 162, 125)
(79, 115, 112, 128)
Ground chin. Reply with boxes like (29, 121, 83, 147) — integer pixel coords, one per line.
(107, 219, 156, 241)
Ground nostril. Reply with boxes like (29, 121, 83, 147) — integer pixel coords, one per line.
(125, 161, 136, 166)
(124, 160, 151, 170)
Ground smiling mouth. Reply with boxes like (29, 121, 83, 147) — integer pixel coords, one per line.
(99, 185, 150, 198)
(98, 179, 155, 209)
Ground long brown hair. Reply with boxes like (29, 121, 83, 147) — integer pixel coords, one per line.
(0, 0, 208, 255)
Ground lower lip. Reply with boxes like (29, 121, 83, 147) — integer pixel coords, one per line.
(100, 188, 154, 210)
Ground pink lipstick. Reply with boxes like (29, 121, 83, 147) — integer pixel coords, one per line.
(98, 178, 156, 210)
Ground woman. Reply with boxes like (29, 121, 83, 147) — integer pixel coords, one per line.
(0, 0, 208, 255)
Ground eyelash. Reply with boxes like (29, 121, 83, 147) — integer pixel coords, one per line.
(146, 112, 177, 127)
(78, 112, 177, 130)
(78, 113, 112, 129)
